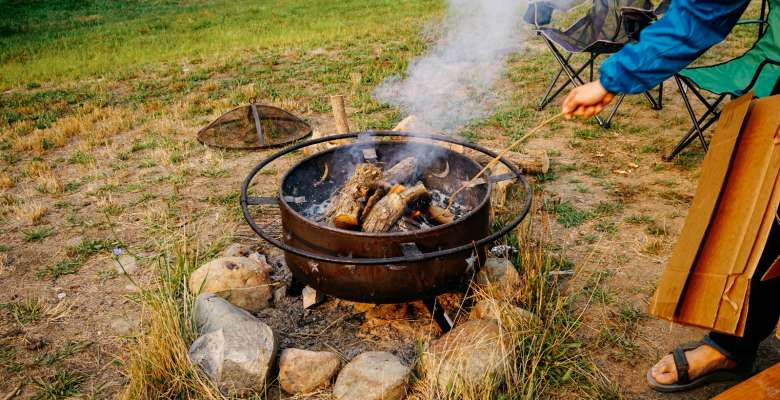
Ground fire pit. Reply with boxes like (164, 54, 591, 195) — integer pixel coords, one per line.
(241, 131, 531, 320)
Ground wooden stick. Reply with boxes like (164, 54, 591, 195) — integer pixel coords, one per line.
(447, 112, 565, 209)
(330, 95, 350, 133)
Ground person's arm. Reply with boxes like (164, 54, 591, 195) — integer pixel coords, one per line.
(563, 0, 750, 117)
(600, 0, 750, 94)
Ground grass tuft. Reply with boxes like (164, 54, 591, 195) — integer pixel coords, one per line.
(410, 217, 617, 399)
(32, 371, 85, 400)
(120, 239, 222, 400)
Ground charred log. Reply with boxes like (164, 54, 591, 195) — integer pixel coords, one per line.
(362, 182, 430, 233)
(382, 157, 418, 185)
(428, 205, 455, 225)
(326, 163, 383, 229)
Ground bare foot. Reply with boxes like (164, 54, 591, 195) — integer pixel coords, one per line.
(651, 344, 736, 384)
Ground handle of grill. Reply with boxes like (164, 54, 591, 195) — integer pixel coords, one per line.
(240, 131, 532, 265)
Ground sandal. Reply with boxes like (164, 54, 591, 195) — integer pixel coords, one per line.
(646, 342, 755, 393)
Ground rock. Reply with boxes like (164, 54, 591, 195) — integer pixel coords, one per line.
(302, 286, 326, 309)
(475, 258, 520, 289)
(422, 319, 510, 393)
(188, 318, 277, 396)
(334, 352, 410, 400)
(113, 254, 138, 274)
(194, 293, 258, 335)
(279, 348, 341, 394)
(468, 300, 540, 326)
(189, 257, 273, 313)
(222, 243, 254, 258)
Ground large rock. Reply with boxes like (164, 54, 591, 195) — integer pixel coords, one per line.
(279, 348, 341, 394)
(475, 258, 520, 290)
(468, 300, 539, 326)
(194, 293, 257, 334)
(222, 243, 254, 258)
(334, 352, 410, 400)
(422, 319, 510, 394)
(188, 295, 278, 396)
(189, 256, 273, 313)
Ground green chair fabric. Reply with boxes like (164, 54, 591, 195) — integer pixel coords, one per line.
(679, 0, 780, 97)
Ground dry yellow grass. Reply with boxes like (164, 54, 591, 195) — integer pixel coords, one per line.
(409, 219, 618, 400)
(14, 201, 48, 225)
(0, 172, 15, 189)
(35, 171, 63, 194)
(11, 106, 134, 154)
(121, 241, 224, 400)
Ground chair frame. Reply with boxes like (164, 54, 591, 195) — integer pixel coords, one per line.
(536, 9, 663, 128)
(666, 58, 780, 160)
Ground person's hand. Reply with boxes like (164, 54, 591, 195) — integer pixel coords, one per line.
(562, 81, 616, 118)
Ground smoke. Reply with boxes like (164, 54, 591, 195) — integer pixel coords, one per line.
(373, 0, 526, 134)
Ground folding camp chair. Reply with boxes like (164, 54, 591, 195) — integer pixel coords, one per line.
(665, 0, 780, 160)
(535, 0, 663, 128)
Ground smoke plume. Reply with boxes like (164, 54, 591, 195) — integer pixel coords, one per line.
(373, 0, 526, 134)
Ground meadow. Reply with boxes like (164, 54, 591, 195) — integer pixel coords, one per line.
(0, 0, 771, 399)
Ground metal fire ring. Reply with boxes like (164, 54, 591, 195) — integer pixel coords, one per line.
(240, 130, 533, 265)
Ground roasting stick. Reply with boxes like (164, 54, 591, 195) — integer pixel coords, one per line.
(446, 112, 565, 210)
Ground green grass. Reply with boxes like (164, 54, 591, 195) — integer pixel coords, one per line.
(23, 227, 55, 242)
(32, 371, 85, 400)
(34, 341, 92, 367)
(6, 297, 45, 325)
(544, 199, 593, 228)
(0, 0, 441, 88)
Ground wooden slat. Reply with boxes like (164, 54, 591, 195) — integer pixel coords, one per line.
(713, 362, 780, 400)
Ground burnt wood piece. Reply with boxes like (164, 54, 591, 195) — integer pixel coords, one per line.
(326, 163, 383, 229)
(363, 182, 430, 233)
(360, 185, 387, 222)
(428, 205, 455, 225)
(382, 157, 418, 185)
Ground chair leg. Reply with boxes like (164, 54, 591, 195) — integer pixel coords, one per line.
(538, 55, 571, 111)
(664, 76, 725, 160)
(537, 38, 594, 110)
(664, 114, 719, 161)
(601, 94, 625, 128)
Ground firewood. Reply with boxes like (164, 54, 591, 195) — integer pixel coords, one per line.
(330, 95, 350, 133)
(473, 150, 549, 175)
(303, 129, 334, 156)
(326, 163, 383, 229)
(362, 182, 430, 232)
(382, 157, 418, 185)
(428, 205, 455, 225)
(360, 185, 387, 222)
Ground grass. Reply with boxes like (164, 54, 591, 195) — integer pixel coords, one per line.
(544, 199, 593, 228)
(34, 342, 92, 367)
(0, 0, 441, 88)
(7, 297, 45, 325)
(410, 220, 619, 399)
(32, 371, 85, 400)
(23, 227, 55, 242)
(120, 238, 222, 400)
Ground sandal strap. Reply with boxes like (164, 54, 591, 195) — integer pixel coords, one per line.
(673, 347, 690, 384)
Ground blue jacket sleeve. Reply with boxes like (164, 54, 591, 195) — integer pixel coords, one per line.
(599, 0, 750, 94)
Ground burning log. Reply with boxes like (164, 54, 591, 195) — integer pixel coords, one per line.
(360, 185, 387, 222)
(382, 157, 419, 185)
(325, 163, 383, 229)
(428, 205, 455, 225)
(362, 182, 430, 233)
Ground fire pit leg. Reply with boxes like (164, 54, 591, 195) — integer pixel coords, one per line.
(423, 297, 454, 333)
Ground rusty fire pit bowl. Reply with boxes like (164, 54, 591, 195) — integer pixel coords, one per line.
(241, 131, 532, 304)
